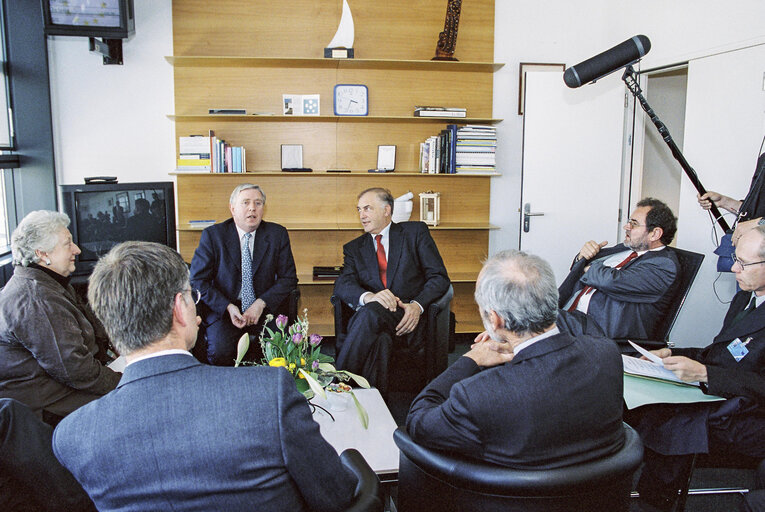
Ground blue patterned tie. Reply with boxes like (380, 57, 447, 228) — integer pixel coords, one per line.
(241, 232, 255, 312)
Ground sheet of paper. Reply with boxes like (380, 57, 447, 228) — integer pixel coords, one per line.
(621, 354, 695, 385)
(623, 374, 724, 409)
(107, 355, 126, 373)
(627, 339, 664, 364)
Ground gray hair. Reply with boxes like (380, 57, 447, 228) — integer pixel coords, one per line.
(10, 210, 71, 267)
(753, 225, 765, 259)
(474, 250, 559, 336)
(358, 187, 394, 214)
(88, 242, 190, 355)
(229, 184, 266, 205)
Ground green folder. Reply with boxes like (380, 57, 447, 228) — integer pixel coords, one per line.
(623, 373, 725, 410)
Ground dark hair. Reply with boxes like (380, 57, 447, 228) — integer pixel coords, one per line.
(637, 197, 677, 245)
(358, 187, 394, 214)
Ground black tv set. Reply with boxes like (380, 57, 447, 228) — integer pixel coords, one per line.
(60, 181, 176, 277)
(42, 0, 135, 39)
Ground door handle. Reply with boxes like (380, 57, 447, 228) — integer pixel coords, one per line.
(523, 203, 544, 233)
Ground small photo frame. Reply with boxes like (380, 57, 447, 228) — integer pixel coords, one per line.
(282, 94, 320, 115)
(302, 94, 320, 116)
(518, 62, 566, 115)
(281, 144, 303, 169)
(377, 145, 396, 171)
(283, 94, 296, 115)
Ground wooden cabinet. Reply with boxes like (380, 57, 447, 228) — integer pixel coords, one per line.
(171, 0, 499, 335)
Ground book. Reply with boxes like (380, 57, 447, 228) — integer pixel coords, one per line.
(414, 110, 467, 118)
(414, 106, 467, 111)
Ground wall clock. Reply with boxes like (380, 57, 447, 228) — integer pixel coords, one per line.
(334, 84, 368, 116)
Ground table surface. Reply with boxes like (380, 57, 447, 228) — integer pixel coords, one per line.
(312, 388, 399, 476)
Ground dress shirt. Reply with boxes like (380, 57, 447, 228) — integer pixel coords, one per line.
(126, 349, 193, 366)
(564, 246, 666, 313)
(512, 326, 560, 356)
(235, 225, 257, 301)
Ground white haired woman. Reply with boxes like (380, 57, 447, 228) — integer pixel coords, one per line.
(0, 210, 121, 424)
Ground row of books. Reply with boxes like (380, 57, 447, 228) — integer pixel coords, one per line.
(418, 125, 497, 174)
(177, 131, 247, 173)
(413, 105, 467, 118)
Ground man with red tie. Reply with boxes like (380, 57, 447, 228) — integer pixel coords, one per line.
(333, 188, 450, 391)
(557, 198, 680, 340)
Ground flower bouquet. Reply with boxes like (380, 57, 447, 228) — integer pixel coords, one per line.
(234, 310, 370, 428)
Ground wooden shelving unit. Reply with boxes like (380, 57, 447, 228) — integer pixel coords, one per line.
(171, 0, 498, 335)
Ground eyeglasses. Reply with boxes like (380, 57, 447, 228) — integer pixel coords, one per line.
(626, 219, 646, 228)
(732, 254, 765, 270)
(180, 288, 201, 304)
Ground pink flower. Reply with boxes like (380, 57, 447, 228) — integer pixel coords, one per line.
(309, 334, 322, 347)
(292, 332, 303, 344)
(275, 315, 288, 330)
(312, 360, 320, 370)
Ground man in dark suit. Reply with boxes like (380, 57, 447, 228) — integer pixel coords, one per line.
(558, 197, 680, 340)
(406, 250, 625, 468)
(627, 226, 765, 511)
(190, 184, 297, 365)
(333, 187, 450, 391)
(53, 242, 357, 512)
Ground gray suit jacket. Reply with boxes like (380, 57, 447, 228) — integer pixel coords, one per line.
(558, 244, 679, 339)
(53, 354, 357, 512)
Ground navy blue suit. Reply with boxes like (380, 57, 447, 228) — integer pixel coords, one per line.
(333, 221, 449, 390)
(406, 331, 625, 469)
(558, 244, 679, 339)
(190, 219, 297, 365)
(52, 354, 357, 512)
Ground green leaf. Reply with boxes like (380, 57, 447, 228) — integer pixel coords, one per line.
(265, 343, 274, 361)
(317, 353, 334, 363)
(343, 371, 370, 389)
(234, 333, 250, 367)
(265, 326, 275, 338)
(295, 378, 309, 394)
(272, 332, 282, 344)
(317, 362, 336, 372)
(299, 369, 326, 399)
(350, 391, 369, 429)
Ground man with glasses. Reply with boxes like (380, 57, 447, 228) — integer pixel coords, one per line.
(190, 184, 297, 365)
(558, 197, 680, 340)
(52, 242, 358, 511)
(627, 226, 765, 511)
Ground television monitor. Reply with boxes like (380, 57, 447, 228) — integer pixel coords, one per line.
(42, 0, 135, 39)
(60, 181, 176, 277)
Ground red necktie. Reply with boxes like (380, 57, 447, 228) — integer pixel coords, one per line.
(375, 234, 387, 288)
(568, 251, 638, 312)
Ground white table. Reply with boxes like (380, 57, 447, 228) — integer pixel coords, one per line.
(312, 388, 399, 478)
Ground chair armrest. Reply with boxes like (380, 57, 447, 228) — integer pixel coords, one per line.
(340, 448, 383, 512)
(424, 285, 453, 381)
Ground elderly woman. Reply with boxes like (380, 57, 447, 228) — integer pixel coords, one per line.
(0, 210, 120, 422)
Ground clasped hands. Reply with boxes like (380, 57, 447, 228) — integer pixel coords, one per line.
(364, 289, 421, 336)
(645, 348, 708, 383)
(464, 331, 515, 367)
(227, 298, 266, 329)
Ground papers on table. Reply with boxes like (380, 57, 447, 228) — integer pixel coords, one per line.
(621, 355, 693, 385)
(623, 374, 725, 409)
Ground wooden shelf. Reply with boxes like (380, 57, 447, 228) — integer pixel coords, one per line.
(168, 114, 501, 123)
(171, 171, 501, 177)
(177, 222, 498, 232)
(296, 272, 478, 286)
(166, 56, 504, 72)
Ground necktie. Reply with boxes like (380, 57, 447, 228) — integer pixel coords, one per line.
(731, 295, 757, 325)
(568, 251, 638, 312)
(241, 232, 255, 311)
(375, 234, 387, 288)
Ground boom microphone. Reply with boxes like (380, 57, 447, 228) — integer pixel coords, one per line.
(563, 35, 651, 88)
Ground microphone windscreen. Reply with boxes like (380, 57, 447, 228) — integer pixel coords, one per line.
(563, 35, 651, 88)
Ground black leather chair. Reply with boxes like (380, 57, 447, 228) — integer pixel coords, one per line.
(330, 284, 453, 392)
(393, 424, 643, 512)
(340, 449, 384, 512)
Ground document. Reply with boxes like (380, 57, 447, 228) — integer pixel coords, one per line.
(622, 354, 695, 385)
(623, 374, 725, 409)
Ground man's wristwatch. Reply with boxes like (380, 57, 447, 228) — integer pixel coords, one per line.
(758, 218, 765, 226)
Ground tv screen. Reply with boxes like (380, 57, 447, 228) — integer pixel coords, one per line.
(42, 0, 136, 39)
(60, 182, 176, 276)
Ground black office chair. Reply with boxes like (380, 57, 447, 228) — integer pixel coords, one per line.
(340, 449, 384, 512)
(620, 247, 705, 352)
(393, 424, 643, 512)
(330, 284, 453, 392)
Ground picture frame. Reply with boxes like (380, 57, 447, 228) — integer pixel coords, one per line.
(377, 145, 396, 171)
(518, 62, 566, 115)
(281, 144, 303, 169)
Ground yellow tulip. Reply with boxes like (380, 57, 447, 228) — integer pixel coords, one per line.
(300, 358, 306, 366)
(268, 357, 287, 367)
(289, 363, 296, 371)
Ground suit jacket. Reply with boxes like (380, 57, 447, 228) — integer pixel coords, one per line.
(406, 331, 625, 469)
(558, 244, 679, 339)
(190, 219, 298, 323)
(0, 266, 120, 417)
(333, 221, 449, 310)
(52, 354, 358, 512)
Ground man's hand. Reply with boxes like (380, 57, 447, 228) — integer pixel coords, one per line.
(644, 348, 672, 360)
(697, 191, 724, 210)
(577, 240, 608, 261)
(733, 218, 761, 246)
(662, 356, 708, 383)
(227, 304, 246, 329)
(395, 301, 421, 336)
(364, 289, 398, 311)
(471, 331, 514, 355)
(242, 298, 266, 326)
(464, 340, 515, 367)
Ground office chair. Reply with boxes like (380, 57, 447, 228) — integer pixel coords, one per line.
(340, 449, 384, 512)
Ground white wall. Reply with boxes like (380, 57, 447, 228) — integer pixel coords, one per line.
(491, 0, 765, 254)
(48, 0, 174, 186)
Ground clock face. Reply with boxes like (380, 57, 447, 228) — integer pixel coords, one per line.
(334, 84, 368, 116)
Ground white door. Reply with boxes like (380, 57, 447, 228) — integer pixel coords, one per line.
(520, 71, 626, 283)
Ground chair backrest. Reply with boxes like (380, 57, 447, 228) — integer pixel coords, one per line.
(393, 424, 643, 512)
(651, 247, 704, 342)
(340, 449, 384, 512)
